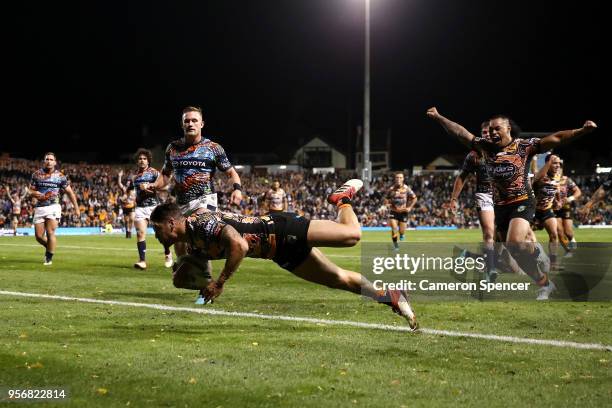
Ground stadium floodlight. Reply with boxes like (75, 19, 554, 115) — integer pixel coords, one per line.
(363, 0, 372, 187)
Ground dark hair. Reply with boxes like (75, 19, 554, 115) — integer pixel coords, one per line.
(480, 121, 489, 129)
(43, 152, 56, 160)
(134, 148, 153, 164)
(150, 203, 183, 223)
(490, 114, 522, 138)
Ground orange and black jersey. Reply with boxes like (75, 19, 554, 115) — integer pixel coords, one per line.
(461, 150, 493, 195)
(186, 211, 278, 260)
(534, 173, 561, 211)
(472, 137, 543, 206)
(553, 175, 578, 211)
(387, 184, 416, 212)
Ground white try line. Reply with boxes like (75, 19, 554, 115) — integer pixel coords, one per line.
(1, 290, 610, 352)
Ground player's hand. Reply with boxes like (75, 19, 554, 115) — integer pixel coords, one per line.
(231, 189, 243, 206)
(582, 120, 597, 132)
(203, 280, 224, 303)
(426, 107, 440, 119)
(74, 208, 81, 217)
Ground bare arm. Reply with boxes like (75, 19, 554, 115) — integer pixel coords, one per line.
(426, 107, 476, 148)
(226, 167, 243, 205)
(406, 195, 417, 212)
(203, 225, 249, 302)
(64, 185, 81, 216)
(117, 170, 127, 193)
(533, 155, 554, 184)
(539, 121, 597, 152)
(450, 173, 468, 212)
(5, 186, 16, 204)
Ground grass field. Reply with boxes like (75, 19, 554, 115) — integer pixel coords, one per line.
(1, 229, 612, 407)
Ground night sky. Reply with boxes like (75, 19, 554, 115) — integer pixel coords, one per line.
(5, 0, 608, 170)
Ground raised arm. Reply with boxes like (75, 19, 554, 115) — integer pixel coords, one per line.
(539, 120, 597, 152)
(202, 224, 249, 302)
(533, 155, 554, 184)
(117, 170, 127, 193)
(5, 186, 16, 204)
(426, 107, 477, 148)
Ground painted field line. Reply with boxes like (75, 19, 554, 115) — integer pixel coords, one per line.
(1, 290, 610, 352)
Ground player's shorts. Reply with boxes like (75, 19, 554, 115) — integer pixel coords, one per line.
(179, 194, 218, 216)
(270, 212, 312, 271)
(475, 193, 494, 212)
(135, 205, 157, 221)
(494, 198, 535, 237)
(555, 207, 572, 220)
(389, 211, 408, 223)
(534, 208, 556, 224)
(122, 207, 135, 215)
(33, 204, 61, 224)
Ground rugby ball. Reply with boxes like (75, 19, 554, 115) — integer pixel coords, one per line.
(172, 253, 212, 290)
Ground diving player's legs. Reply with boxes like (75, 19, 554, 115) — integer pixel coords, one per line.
(306, 205, 361, 247)
(290, 248, 417, 330)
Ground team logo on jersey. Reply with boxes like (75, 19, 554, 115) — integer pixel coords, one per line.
(517, 205, 526, 212)
(489, 163, 518, 180)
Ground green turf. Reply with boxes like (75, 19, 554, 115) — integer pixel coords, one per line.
(1, 229, 611, 407)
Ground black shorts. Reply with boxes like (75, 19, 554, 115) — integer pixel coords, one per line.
(270, 213, 312, 271)
(390, 211, 408, 223)
(123, 207, 135, 215)
(535, 208, 556, 223)
(494, 198, 536, 237)
(555, 208, 572, 220)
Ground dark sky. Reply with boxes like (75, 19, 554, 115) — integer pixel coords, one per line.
(4, 0, 608, 170)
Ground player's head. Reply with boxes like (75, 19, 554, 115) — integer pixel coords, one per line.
(134, 148, 152, 169)
(181, 106, 204, 139)
(488, 115, 521, 146)
(43, 152, 56, 170)
(272, 180, 280, 190)
(394, 172, 404, 185)
(480, 121, 490, 139)
(150, 203, 184, 246)
(545, 154, 563, 175)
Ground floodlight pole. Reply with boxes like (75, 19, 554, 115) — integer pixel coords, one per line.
(363, 0, 372, 188)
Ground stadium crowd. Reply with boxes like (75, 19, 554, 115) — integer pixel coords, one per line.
(1, 157, 610, 230)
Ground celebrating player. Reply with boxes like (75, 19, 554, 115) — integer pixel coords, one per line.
(5, 185, 28, 236)
(427, 107, 597, 299)
(29, 152, 80, 265)
(553, 163, 581, 251)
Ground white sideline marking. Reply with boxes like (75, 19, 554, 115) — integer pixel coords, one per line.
(1, 290, 610, 352)
(0, 243, 357, 258)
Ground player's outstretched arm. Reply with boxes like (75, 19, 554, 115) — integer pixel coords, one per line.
(540, 120, 597, 152)
(5, 186, 16, 204)
(203, 225, 249, 302)
(426, 107, 476, 148)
